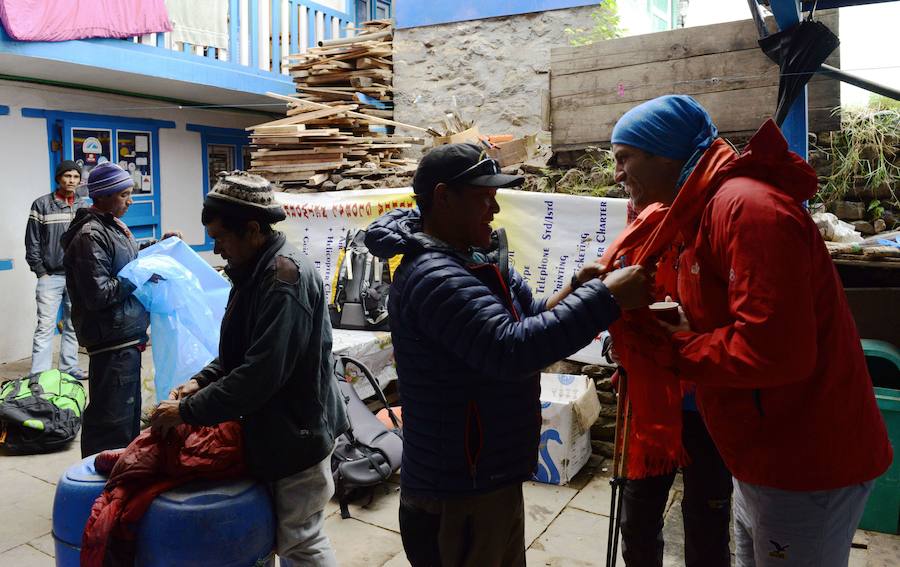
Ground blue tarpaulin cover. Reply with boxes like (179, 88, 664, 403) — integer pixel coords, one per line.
(119, 238, 230, 401)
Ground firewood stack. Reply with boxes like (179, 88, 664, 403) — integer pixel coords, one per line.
(248, 20, 424, 192)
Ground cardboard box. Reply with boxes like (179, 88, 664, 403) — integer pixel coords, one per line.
(486, 135, 537, 167)
(533, 373, 601, 485)
(431, 126, 482, 147)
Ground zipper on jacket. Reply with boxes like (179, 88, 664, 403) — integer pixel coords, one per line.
(753, 389, 765, 417)
(464, 400, 484, 489)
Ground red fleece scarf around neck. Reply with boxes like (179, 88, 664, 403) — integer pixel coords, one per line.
(598, 139, 736, 479)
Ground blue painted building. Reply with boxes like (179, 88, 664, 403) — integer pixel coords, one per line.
(0, 0, 391, 362)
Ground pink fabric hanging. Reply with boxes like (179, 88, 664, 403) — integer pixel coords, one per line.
(0, 0, 172, 42)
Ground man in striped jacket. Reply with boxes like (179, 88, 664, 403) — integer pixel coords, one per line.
(24, 160, 87, 379)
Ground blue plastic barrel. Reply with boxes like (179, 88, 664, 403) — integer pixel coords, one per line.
(52, 455, 107, 566)
(53, 455, 276, 566)
(135, 479, 276, 567)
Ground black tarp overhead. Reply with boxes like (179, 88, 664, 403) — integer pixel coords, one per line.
(756, 2, 840, 125)
(751, 0, 899, 128)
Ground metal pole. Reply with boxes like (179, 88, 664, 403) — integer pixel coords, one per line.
(746, 0, 770, 38)
(770, 0, 809, 160)
(819, 64, 900, 102)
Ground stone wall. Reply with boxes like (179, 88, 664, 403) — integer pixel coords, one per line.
(393, 6, 595, 148)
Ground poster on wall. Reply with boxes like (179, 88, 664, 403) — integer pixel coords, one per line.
(275, 188, 628, 364)
(71, 128, 112, 188)
(116, 130, 153, 195)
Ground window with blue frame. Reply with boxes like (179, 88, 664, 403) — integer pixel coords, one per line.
(186, 124, 251, 251)
(356, 0, 392, 22)
(21, 109, 174, 242)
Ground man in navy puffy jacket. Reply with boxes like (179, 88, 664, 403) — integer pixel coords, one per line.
(365, 143, 652, 567)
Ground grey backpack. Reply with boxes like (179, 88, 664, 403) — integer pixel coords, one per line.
(329, 230, 391, 331)
(331, 356, 403, 519)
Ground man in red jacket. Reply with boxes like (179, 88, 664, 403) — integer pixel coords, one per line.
(610, 95, 892, 567)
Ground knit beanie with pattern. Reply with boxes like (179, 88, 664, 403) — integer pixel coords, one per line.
(86, 163, 134, 198)
(203, 171, 286, 224)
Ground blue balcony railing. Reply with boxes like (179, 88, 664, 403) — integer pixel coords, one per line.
(128, 0, 356, 77)
(0, 0, 363, 101)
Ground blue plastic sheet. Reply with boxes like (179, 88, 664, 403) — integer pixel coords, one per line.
(119, 238, 230, 401)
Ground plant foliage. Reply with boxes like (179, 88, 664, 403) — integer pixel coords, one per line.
(565, 1, 625, 46)
(814, 105, 900, 215)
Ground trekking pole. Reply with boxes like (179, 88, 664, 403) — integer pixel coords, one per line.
(610, 390, 632, 565)
(605, 369, 629, 567)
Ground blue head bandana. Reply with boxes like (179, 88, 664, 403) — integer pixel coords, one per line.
(611, 95, 718, 161)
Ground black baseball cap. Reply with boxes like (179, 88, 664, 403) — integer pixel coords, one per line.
(413, 143, 524, 195)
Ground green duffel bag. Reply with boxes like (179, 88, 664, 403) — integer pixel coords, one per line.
(0, 369, 86, 454)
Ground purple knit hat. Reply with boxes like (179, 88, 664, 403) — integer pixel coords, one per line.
(87, 163, 134, 198)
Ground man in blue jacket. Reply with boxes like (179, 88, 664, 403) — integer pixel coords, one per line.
(365, 143, 652, 567)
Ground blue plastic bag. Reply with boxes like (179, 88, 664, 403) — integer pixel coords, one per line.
(119, 238, 231, 401)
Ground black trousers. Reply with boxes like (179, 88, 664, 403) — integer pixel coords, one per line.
(399, 483, 526, 567)
(80, 346, 143, 458)
(620, 410, 733, 567)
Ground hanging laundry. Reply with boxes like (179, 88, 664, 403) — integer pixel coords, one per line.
(166, 0, 229, 50)
(0, 0, 172, 42)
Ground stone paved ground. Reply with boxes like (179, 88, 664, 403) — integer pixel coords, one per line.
(1, 351, 899, 566)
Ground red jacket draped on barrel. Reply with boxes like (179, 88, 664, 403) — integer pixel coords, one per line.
(81, 422, 245, 567)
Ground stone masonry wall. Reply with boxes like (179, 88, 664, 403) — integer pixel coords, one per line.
(393, 7, 595, 148)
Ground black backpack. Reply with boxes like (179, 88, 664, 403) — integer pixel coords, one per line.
(331, 355, 403, 519)
(0, 370, 86, 454)
(330, 229, 391, 331)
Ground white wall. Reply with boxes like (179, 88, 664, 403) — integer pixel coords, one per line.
(0, 111, 53, 365)
(0, 80, 260, 363)
(159, 129, 206, 244)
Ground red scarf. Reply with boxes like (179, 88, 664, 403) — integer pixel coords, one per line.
(599, 139, 737, 479)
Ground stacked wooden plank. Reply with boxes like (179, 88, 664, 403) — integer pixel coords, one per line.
(827, 239, 900, 266)
(248, 21, 424, 191)
(549, 12, 840, 153)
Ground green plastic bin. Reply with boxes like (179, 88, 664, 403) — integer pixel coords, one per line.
(859, 340, 900, 535)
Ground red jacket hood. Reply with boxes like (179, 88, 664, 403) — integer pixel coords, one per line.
(720, 119, 819, 203)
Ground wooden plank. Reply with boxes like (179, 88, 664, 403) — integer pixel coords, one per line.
(550, 11, 837, 76)
(306, 173, 330, 187)
(249, 105, 358, 130)
(266, 92, 429, 133)
(293, 86, 360, 100)
(251, 161, 347, 172)
(356, 57, 392, 70)
(551, 48, 778, 104)
(252, 147, 347, 157)
(550, 12, 840, 150)
(551, 18, 766, 77)
(251, 154, 345, 166)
